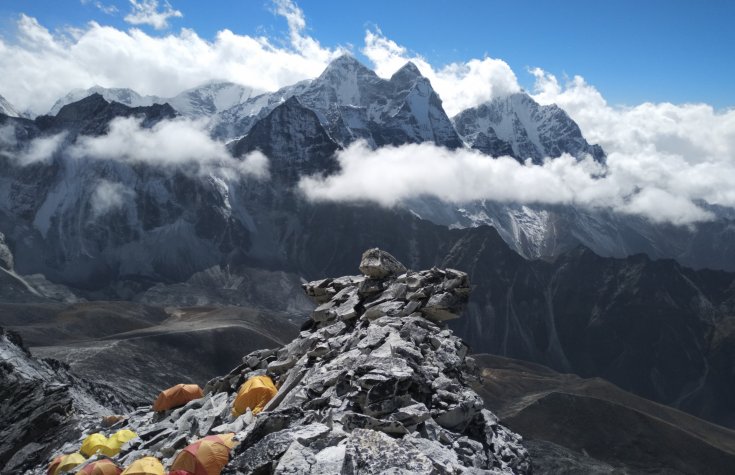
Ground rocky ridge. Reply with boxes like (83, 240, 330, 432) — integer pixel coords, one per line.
(0, 328, 129, 473)
(29, 249, 529, 474)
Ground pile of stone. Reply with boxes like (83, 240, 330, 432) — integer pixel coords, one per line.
(30, 249, 530, 474)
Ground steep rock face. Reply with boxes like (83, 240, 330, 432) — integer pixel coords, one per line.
(213, 55, 463, 148)
(453, 92, 605, 163)
(0, 96, 254, 289)
(37, 93, 176, 136)
(27, 252, 529, 474)
(0, 327, 128, 473)
(230, 97, 340, 183)
(298, 56, 463, 148)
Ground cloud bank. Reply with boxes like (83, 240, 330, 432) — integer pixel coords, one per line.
(0, 1, 341, 115)
(298, 141, 719, 226)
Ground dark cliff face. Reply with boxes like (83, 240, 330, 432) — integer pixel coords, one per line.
(230, 97, 340, 184)
(453, 92, 606, 164)
(35, 93, 177, 136)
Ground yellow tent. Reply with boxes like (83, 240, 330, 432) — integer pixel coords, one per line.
(120, 457, 164, 475)
(81, 433, 109, 457)
(53, 453, 86, 475)
(232, 375, 277, 416)
(170, 438, 231, 475)
(100, 429, 138, 456)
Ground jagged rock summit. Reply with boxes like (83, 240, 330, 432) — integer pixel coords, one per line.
(28, 249, 529, 474)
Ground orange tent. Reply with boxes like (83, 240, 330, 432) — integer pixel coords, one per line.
(152, 384, 203, 412)
(76, 459, 123, 475)
(170, 439, 231, 475)
(232, 376, 277, 416)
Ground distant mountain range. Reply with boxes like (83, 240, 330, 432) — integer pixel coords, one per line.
(1, 55, 735, 431)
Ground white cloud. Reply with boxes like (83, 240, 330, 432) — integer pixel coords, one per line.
(298, 141, 717, 226)
(0, 125, 16, 147)
(0, 3, 342, 115)
(362, 29, 521, 116)
(124, 0, 182, 30)
(16, 132, 68, 166)
(91, 180, 135, 217)
(529, 68, 735, 160)
(67, 117, 270, 179)
(80, 0, 119, 15)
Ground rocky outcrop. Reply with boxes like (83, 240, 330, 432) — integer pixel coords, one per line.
(26, 250, 529, 474)
(0, 327, 129, 473)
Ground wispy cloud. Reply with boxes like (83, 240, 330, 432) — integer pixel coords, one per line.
(124, 0, 182, 30)
(67, 117, 270, 179)
(14, 132, 67, 166)
(91, 180, 135, 217)
(80, 0, 119, 15)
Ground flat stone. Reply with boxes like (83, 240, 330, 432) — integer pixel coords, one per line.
(364, 301, 405, 321)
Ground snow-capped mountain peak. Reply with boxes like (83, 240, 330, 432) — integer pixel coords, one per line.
(48, 86, 161, 116)
(390, 61, 423, 86)
(453, 91, 605, 163)
(167, 81, 261, 117)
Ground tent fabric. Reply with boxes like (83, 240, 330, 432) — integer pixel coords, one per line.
(170, 439, 230, 475)
(48, 455, 64, 475)
(201, 433, 237, 449)
(81, 433, 109, 457)
(76, 459, 123, 475)
(54, 453, 86, 475)
(101, 429, 138, 456)
(120, 457, 164, 475)
(152, 384, 204, 412)
(232, 376, 277, 416)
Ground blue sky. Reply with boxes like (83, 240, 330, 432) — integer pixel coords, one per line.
(0, 0, 733, 108)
